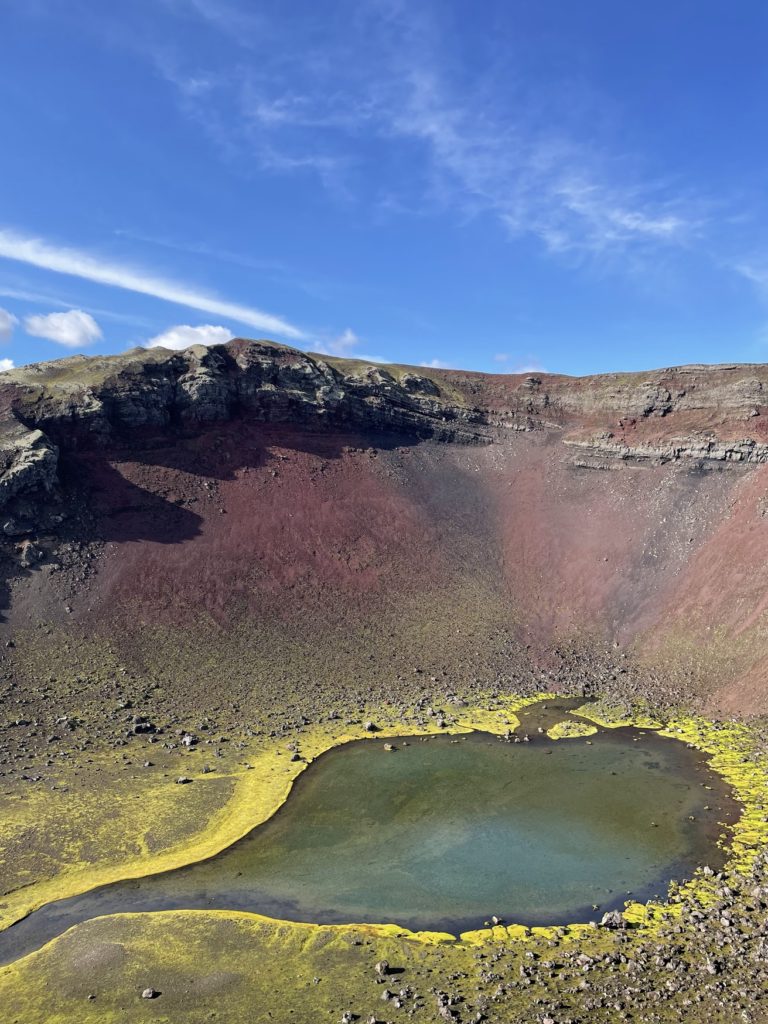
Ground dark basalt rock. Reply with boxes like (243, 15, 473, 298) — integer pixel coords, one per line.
(0, 340, 491, 530)
(599, 910, 627, 929)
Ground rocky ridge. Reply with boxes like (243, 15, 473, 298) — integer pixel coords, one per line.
(0, 339, 489, 527)
(564, 435, 768, 467)
(5, 340, 768, 535)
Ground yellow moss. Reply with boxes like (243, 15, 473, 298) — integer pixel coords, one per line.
(573, 700, 663, 730)
(0, 693, 546, 936)
(1, 689, 766, 963)
(575, 703, 768, 933)
(0, 909, 464, 1024)
(546, 720, 598, 740)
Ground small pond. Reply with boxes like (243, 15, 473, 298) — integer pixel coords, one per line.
(0, 701, 739, 963)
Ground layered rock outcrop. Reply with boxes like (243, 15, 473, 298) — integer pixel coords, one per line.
(564, 436, 768, 466)
(5, 340, 768, 532)
(0, 340, 491, 524)
(6, 340, 489, 443)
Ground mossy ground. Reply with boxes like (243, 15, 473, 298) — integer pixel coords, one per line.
(0, 695, 544, 931)
(575, 699, 768, 928)
(1, 693, 767, 1023)
(545, 719, 598, 740)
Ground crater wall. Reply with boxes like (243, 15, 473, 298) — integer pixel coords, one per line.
(2, 341, 768, 715)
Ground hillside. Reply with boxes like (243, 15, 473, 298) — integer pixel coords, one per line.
(0, 338, 767, 733)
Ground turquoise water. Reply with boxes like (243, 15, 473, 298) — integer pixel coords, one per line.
(0, 707, 738, 963)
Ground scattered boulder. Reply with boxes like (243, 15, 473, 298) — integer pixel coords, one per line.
(600, 910, 627, 929)
(375, 959, 390, 980)
(131, 715, 156, 735)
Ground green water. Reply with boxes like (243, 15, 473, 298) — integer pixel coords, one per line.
(0, 708, 738, 963)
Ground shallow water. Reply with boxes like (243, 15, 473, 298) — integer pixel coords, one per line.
(0, 703, 739, 963)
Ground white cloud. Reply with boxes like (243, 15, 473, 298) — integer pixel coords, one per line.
(158, 9, 701, 264)
(493, 353, 510, 363)
(0, 228, 304, 339)
(512, 362, 547, 374)
(312, 328, 388, 364)
(147, 324, 233, 350)
(0, 358, 14, 372)
(420, 358, 449, 368)
(24, 309, 103, 348)
(0, 307, 17, 341)
(735, 263, 768, 293)
(326, 328, 361, 356)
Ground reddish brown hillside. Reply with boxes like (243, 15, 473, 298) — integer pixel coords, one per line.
(2, 340, 768, 717)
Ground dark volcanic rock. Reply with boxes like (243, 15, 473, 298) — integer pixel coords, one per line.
(0, 340, 490, 526)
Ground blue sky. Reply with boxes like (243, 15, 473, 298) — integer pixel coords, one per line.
(2, 0, 768, 376)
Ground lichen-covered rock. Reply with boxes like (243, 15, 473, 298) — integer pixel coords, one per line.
(0, 428, 58, 511)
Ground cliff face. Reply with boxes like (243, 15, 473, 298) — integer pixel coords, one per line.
(4, 340, 768, 715)
(5, 341, 768, 526)
(0, 339, 488, 521)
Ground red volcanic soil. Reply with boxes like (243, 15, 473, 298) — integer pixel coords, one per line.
(7, 343, 768, 715)
(11, 418, 758, 714)
(74, 424, 449, 628)
(484, 440, 727, 641)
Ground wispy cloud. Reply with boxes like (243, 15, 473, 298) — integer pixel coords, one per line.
(321, 327, 363, 356)
(25, 309, 103, 348)
(115, 228, 288, 275)
(0, 359, 14, 372)
(114, 227, 337, 304)
(0, 284, 155, 328)
(168, 0, 263, 38)
(0, 307, 18, 342)
(0, 284, 84, 308)
(312, 327, 388, 364)
(734, 265, 768, 350)
(491, 352, 547, 374)
(149, 5, 704, 264)
(0, 228, 305, 339)
(388, 68, 701, 258)
(147, 323, 233, 350)
(513, 362, 548, 375)
(735, 262, 768, 294)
